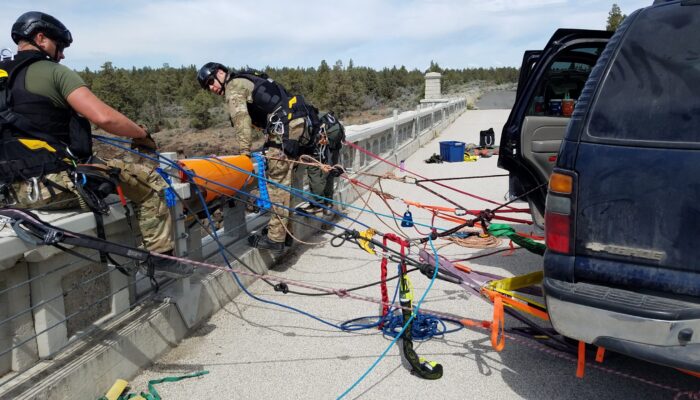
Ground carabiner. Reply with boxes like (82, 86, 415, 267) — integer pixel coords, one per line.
(26, 177, 41, 203)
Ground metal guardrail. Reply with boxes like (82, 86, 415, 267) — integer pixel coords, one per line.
(0, 98, 466, 393)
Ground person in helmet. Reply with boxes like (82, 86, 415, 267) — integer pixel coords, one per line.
(0, 11, 192, 278)
(197, 62, 320, 255)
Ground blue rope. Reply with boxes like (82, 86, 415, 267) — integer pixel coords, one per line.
(336, 236, 441, 400)
(154, 168, 177, 208)
(93, 136, 359, 232)
(94, 134, 452, 232)
(96, 135, 455, 395)
(195, 155, 451, 232)
(339, 264, 463, 340)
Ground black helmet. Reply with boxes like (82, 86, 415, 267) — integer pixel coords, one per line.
(197, 62, 228, 89)
(11, 11, 73, 48)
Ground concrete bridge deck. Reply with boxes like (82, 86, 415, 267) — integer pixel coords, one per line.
(128, 110, 699, 399)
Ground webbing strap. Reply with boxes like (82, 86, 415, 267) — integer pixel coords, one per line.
(491, 294, 505, 351)
(596, 347, 606, 363)
(99, 370, 209, 400)
(379, 233, 409, 319)
(483, 288, 549, 321)
(489, 271, 544, 291)
(1, 208, 150, 263)
(577, 341, 586, 378)
(380, 236, 390, 318)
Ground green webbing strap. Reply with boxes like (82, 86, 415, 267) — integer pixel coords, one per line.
(488, 223, 546, 256)
(99, 370, 209, 400)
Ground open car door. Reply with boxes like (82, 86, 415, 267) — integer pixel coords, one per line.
(498, 29, 613, 227)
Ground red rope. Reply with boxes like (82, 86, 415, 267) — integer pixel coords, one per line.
(345, 140, 518, 210)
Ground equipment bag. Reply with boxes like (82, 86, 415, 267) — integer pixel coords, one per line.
(320, 111, 345, 151)
(479, 127, 495, 148)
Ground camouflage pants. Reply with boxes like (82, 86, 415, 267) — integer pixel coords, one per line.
(265, 147, 293, 243)
(10, 159, 174, 254)
(263, 117, 305, 243)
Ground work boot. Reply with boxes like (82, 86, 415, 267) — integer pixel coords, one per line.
(248, 234, 285, 255)
(261, 226, 293, 246)
(306, 205, 324, 215)
(149, 252, 194, 279)
(322, 203, 336, 218)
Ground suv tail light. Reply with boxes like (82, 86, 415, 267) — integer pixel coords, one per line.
(545, 171, 575, 254)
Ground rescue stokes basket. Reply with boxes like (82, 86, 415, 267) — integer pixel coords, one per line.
(439, 141, 466, 163)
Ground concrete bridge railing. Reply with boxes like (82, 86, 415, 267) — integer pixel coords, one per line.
(0, 97, 466, 399)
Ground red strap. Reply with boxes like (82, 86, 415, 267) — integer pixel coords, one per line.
(116, 185, 127, 206)
(504, 240, 515, 256)
(595, 347, 606, 363)
(378, 233, 409, 323)
(379, 236, 389, 319)
(577, 341, 586, 378)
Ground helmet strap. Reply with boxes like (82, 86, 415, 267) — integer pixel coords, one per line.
(216, 71, 232, 95)
(27, 36, 59, 62)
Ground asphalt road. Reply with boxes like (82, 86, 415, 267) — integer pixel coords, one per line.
(477, 90, 516, 110)
(130, 110, 700, 399)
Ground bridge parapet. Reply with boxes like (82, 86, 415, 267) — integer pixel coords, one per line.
(0, 97, 466, 399)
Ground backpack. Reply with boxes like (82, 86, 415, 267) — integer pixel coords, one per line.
(320, 111, 345, 151)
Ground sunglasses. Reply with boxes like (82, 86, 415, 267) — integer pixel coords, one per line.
(205, 76, 216, 87)
(55, 42, 67, 53)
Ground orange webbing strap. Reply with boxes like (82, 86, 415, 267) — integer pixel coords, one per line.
(483, 289, 550, 321)
(678, 369, 700, 378)
(453, 263, 472, 273)
(577, 341, 586, 378)
(435, 212, 468, 224)
(460, 318, 491, 329)
(403, 200, 456, 213)
(595, 347, 606, 363)
(491, 295, 506, 351)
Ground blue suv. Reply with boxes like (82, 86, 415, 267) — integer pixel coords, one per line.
(500, 0, 700, 373)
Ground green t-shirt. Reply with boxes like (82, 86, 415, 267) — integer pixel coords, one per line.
(24, 60, 86, 109)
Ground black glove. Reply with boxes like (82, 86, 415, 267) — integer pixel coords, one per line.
(328, 165, 344, 177)
(131, 130, 157, 154)
(282, 139, 300, 158)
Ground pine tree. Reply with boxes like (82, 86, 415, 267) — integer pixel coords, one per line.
(606, 3, 626, 31)
(185, 91, 217, 129)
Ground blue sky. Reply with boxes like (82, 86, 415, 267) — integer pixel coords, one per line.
(2, 0, 650, 71)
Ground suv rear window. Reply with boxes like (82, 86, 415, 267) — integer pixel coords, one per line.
(526, 46, 603, 117)
(588, 4, 700, 143)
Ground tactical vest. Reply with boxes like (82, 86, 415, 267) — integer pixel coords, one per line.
(230, 70, 291, 129)
(0, 51, 92, 184)
(231, 70, 321, 156)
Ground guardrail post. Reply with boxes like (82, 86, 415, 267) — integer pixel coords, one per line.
(392, 110, 398, 151)
(0, 260, 39, 372)
(223, 198, 247, 244)
(28, 260, 68, 358)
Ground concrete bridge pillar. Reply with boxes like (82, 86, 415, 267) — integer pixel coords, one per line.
(421, 72, 449, 108)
